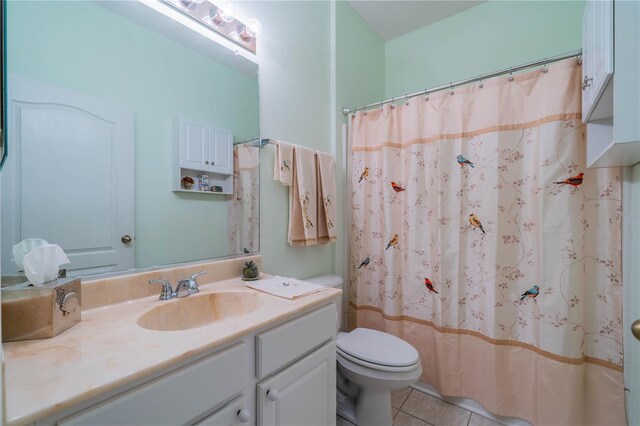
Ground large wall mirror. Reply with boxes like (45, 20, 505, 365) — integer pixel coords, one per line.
(1, 0, 260, 281)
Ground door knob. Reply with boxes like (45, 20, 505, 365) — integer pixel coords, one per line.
(266, 389, 280, 401)
(632, 320, 640, 341)
(121, 235, 133, 244)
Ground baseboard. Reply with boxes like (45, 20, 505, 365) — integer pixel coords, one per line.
(410, 382, 532, 426)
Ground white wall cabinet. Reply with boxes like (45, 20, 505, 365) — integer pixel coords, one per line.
(36, 303, 337, 426)
(584, 0, 640, 167)
(173, 116, 234, 194)
(581, 0, 613, 122)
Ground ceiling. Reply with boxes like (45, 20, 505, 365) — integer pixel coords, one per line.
(347, 0, 484, 42)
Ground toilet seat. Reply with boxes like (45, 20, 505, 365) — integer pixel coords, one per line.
(336, 328, 420, 372)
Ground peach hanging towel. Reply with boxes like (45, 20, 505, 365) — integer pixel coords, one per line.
(316, 151, 337, 243)
(272, 140, 294, 186)
(288, 145, 318, 246)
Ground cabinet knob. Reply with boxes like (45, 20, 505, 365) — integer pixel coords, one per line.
(205, 160, 209, 165)
(237, 408, 251, 423)
(266, 389, 280, 401)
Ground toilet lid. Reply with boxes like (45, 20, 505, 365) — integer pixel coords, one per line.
(336, 328, 419, 367)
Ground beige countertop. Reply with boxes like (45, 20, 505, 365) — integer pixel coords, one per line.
(3, 275, 341, 425)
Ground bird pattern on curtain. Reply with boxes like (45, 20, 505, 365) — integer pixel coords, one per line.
(349, 59, 625, 425)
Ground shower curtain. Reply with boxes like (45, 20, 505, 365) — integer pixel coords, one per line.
(349, 59, 625, 425)
(227, 144, 259, 254)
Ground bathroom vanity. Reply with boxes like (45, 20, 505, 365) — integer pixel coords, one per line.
(3, 257, 341, 425)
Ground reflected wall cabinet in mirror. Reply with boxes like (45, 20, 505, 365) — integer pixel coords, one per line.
(1, 0, 261, 282)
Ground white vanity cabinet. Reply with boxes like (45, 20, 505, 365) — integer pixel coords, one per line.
(255, 304, 337, 425)
(583, 0, 640, 167)
(35, 302, 337, 426)
(173, 116, 234, 194)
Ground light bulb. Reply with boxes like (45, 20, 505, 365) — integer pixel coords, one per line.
(210, 0, 235, 24)
(240, 18, 262, 41)
(180, 0, 205, 7)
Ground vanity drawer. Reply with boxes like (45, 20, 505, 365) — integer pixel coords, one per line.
(59, 343, 246, 426)
(195, 396, 250, 425)
(256, 303, 335, 378)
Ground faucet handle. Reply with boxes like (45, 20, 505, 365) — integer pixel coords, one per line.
(189, 271, 207, 281)
(187, 271, 207, 293)
(149, 279, 175, 301)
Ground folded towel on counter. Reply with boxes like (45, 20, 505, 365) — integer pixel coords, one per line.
(288, 145, 318, 246)
(315, 151, 337, 244)
(273, 140, 294, 186)
(245, 276, 328, 299)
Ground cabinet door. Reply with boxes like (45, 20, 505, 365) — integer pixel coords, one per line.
(180, 117, 210, 171)
(582, 0, 613, 122)
(209, 126, 233, 175)
(257, 341, 336, 426)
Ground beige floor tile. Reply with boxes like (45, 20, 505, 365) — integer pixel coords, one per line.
(391, 387, 413, 408)
(337, 414, 356, 426)
(401, 390, 471, 426)
(468, 413, 504, 426)
(393, 411, 432, 426)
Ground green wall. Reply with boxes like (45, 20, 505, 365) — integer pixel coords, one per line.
(7, 1, 259, 269)
(385, 1, 585, 97)
(239, 1, 335, 279)
(334, 1, 385, 280)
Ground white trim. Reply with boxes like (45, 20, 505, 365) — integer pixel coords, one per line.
(410, 381, 532, 426)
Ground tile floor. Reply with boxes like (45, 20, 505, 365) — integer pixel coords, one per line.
(336, 387, 504, 426)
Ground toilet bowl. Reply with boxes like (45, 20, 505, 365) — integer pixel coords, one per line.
(306, 276, 423, 426)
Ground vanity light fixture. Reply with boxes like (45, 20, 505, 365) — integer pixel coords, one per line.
(162, 0, 260, 53)
(239, 18, 262, 41)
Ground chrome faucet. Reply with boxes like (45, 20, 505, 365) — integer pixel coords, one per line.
(148, 271, 207, 301)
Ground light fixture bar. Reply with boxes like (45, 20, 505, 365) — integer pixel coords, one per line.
(161, 0, 259, 53)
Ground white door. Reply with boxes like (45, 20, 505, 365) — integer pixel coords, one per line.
(624, 166, 640, 426)
(179, 116, 210, 172)
(209, 126, 233, 175)
(257, 341, 336, 426)
(1, 75, 134, 276)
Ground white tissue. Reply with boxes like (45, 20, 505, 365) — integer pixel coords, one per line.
(12, 238, 49, 271)
(22, 244, 70, 285)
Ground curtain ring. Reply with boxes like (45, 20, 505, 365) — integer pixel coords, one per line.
(577, 55, 583, 65)
(389, 98, 395, 109)
(478, 77, 484, 89)
(380, 100, 384, 111)
(542, 59, 548, 73)
(449, 83, 455, 95)
(508, 67, 514, 81)
(424, 90, 429, 102)
(405, 94, 410, 106)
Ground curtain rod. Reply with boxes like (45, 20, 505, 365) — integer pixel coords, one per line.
(342, 49, 582, 115)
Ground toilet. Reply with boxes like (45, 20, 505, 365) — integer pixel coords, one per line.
(306, 275, 422, 426)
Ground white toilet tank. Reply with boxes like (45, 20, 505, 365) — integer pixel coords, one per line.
(305, 274, 343, 332)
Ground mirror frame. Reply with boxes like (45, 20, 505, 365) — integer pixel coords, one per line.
(0, 0, 6, 171)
